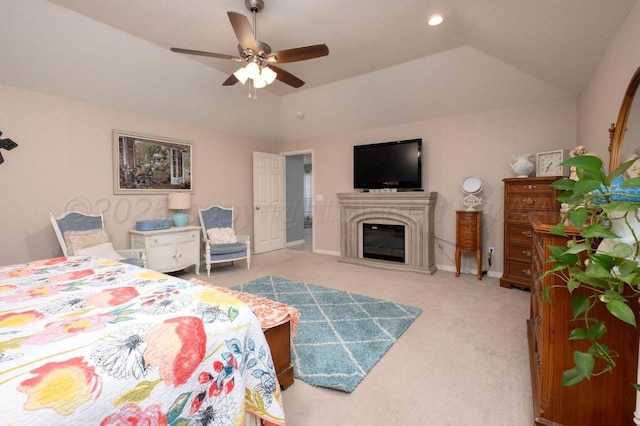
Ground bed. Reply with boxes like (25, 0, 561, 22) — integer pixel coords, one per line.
(0, 256, 285, 425)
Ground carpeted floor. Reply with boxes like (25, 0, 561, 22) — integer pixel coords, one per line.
(233, 275, 422, 392)
(179, 249, 533, 425)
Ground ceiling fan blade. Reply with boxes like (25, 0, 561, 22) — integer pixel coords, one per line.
(170, 47, 242, 61)
(266, 44, 329, 64)
(270, 65, 305, 88)
(227, 11, 258, 53)
(222, 74, 239, 86)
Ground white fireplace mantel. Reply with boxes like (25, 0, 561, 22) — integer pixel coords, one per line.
(337, 191, 437, 274)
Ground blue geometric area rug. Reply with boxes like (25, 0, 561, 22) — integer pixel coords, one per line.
(232, 276, 422, 392)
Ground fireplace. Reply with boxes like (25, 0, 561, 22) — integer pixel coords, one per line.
(362, 223, 405, 263)
(337, 191, 437, 274)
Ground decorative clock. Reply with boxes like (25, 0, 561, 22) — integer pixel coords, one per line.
(535, 149, 569, 177)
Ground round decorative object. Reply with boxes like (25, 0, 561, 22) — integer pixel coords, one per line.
(460, 176, 483, 211)
(461, 176, 483, 194)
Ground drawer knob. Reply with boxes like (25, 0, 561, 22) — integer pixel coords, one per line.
(522, 250, 531, 257)
(524, 185, 537, 190)
(522, 269, 532, 277)
(522, 198, 535, 205)
(522, 231, 533, 238)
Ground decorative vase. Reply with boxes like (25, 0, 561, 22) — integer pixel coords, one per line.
(509, 154, 534, 177)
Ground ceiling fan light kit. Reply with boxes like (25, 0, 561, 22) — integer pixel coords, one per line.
(170, 0, 329, 96)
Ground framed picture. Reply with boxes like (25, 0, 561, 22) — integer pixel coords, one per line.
(113, 130, 194, 194)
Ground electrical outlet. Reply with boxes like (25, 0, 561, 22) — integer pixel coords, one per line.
(488, 247, 494, 257)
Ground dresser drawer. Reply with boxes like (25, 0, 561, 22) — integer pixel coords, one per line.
(504, 259, 532, 282)
(506, 242, 532, 262)
(507, 223, 534, 243)
(507, 210, 533, 223)
(507, 195, 556, 211)
(505, 181, 555, 194)
(147, 230, 199, 247)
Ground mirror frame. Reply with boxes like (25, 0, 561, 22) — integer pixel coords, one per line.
(609, 66, 640, 171)
(461, 176, 483, 194)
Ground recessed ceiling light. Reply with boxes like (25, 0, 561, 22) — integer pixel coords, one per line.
(428, 15, 444, 26)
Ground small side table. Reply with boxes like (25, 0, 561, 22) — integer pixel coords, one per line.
(455, 210, 482, 280)
(129, 226, 200, 274)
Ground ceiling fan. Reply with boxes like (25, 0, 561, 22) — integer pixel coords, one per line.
(170, 0, 329, 89)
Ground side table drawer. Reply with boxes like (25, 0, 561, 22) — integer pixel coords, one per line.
(147, 230, 199, 247)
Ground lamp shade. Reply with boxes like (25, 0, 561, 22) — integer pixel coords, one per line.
(168, 192, 191, 210)
(262, 66, 277, 84)
(234, 66, 249, 85)
(168, 193, 190, 227)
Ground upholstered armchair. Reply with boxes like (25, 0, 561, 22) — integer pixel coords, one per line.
(198, 205, 250, 276)
(50, 211, 146, 267)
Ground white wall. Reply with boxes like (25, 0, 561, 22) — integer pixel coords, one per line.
(0, 84, 277, 265)
(577, 2, 640, 164)
(277, 98, 577, 274)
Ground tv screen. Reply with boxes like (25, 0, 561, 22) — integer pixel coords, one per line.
(353, 139, 422, 189)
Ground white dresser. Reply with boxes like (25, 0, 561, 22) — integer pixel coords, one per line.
(129, 226, 200, 274)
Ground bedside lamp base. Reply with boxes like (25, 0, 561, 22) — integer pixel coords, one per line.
(172, 211, 188, 227)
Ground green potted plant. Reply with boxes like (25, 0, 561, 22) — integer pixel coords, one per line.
(544, 154, 640, 388)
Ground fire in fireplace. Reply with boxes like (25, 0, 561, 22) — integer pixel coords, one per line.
(362, 223, 405, 263)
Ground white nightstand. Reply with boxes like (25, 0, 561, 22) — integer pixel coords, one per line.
(130, 226, 200, 274)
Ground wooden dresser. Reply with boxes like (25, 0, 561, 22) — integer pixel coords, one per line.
(528, 212, 639, 425)
(500, 177, 560, 289)
(455, 210, 482, 280)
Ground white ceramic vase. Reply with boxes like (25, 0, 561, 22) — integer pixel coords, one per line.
(509, 154, 534, 177)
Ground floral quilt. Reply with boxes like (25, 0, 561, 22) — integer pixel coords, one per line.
(0, 256, 285, 426)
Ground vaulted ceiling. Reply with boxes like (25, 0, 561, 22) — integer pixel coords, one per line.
(0, 0, 636, 141)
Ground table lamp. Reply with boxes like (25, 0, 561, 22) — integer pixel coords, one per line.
(168, 192, 191, 227)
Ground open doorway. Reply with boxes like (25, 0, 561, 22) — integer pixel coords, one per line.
(285, 152, 313, 252)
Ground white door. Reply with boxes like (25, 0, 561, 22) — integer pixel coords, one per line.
(253, 152, 285, 253)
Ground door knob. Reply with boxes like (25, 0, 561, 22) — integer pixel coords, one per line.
(255, 206, 261, 210)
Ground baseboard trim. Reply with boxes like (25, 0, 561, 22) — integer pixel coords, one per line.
(436, 264, 502, 278)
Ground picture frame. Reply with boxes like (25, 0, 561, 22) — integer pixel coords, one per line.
(113, 130, 194, 194)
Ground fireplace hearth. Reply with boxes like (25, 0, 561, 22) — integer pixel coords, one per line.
(363, 223, 405, 263)
(337, 191, 437, 274)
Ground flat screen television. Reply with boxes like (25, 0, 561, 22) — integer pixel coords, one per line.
(353, 138, 422, 189)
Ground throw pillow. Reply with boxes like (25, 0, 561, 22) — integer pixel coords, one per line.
(74, 242, 124, 260)
(64, 228, 110, 255)
(207, 227, 238, 244)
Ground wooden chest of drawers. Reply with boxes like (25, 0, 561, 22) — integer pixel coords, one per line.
(455, 210, 482, 280)
(528, 213, 639, 425)
(500, 177, 560, 289)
